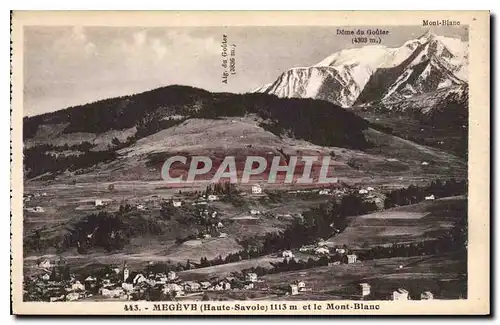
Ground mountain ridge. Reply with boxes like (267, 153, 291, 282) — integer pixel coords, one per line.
(255, 32, 468, 107)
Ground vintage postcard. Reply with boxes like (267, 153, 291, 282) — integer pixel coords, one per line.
(10, 11, 490, 315)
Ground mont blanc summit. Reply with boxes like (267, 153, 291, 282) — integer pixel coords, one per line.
(255, 32, 468, 107)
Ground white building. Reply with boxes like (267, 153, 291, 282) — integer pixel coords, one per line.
(421, 161, 429, 166)
(289, 284, 299, 295)
(173, 200, 182, 207)
(164, 283, 184, 296)
(421, 291, 434, 300)
(251, 184, 262, 194)
(315, 247, 330, 255)
(366, 187, 375, 191)
(183, 281, 201, 292)
(358, 189, 369, 194)
(219, 232, 228, 238)
(425, 195, 435, 200)
(393, 288, 409, 300)
(245, 273, 258, 282)
(66, 292, 80, 301)
(207, 195, 218, 201)
(249, 209, 261, 215)
(133, 273, 147, 285)
(318, 189, 331, 195)
(38, 259, 52, 269)
(359, 283, 371, 297)
(282, 250, 294, 258)
(335, 248, 346, 254)
(95, 199, 104, 207)
(346, 254, 358, 264)
(71, 281, 85, 292)
(122, 283, 134, 291)
(167, 271, 177, 281)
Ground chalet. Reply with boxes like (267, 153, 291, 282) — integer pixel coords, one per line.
(220, 281, 231, 290)
(245, 273, 258, 282)
(393, 288, 409, 300)
(289, 284, 299, 295)
(219, 232, 228, 238)
(121, 282, 134, 291)
(133, 273, 147, 285)
(421, 291, 434, 300)
(317, 240, 328, 247)
(203, 234, 212, 239)
(358, 189, 369, 194)
(297, 281, 306, 291)
(71, 281, 85, 292)
(200, 281, 212, 290)
(137, 204, 146, 211)
(102, 279, 113, 287)
(251, 184, 262, 194)
(164, 283, 184, 296)
(217, 221, 224, 228)
(167, 271, 177, 281)
(95, 199, 104, 207)
(299, 245, 314, 253)
(207, 195, 218, 201)
(183, 281, 201, 292)
(38, 259, 52, 269)
(344, 254, 358, 264)
(100, 286, 124, 298)
(172, 200, 182, 207)
(249, 209, 261, 215)
(359, 283, 371, 297)
(85, 276, 96, 282)
(315, 247, 330, 255)
(49, 294, 65, 302)
(425, 195, 435, 200)
(282, 250, 294, 258)
(421, 161, 429, 166)
(335, 248, 347, 254)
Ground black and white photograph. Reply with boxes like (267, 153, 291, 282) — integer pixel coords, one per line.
(10, 11, 490, 315)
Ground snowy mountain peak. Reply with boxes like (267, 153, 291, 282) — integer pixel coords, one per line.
(255, 33, 468, 107)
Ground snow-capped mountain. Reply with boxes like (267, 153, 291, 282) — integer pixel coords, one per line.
(256, 32, 468, 107)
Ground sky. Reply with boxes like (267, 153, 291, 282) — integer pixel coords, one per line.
(23, 25, 468, 116)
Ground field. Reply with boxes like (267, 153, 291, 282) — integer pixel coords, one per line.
(261, 252, 466, 300)
(326, 195, 466, 248)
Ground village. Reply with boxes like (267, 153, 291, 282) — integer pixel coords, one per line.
(23, 179, 465, 302)
(25, 243, 440, 303)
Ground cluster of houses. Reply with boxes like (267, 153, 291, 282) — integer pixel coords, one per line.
(356, 283, 435, 301)
(24, 192, 48, 213)
(29, 260, 268, 301)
